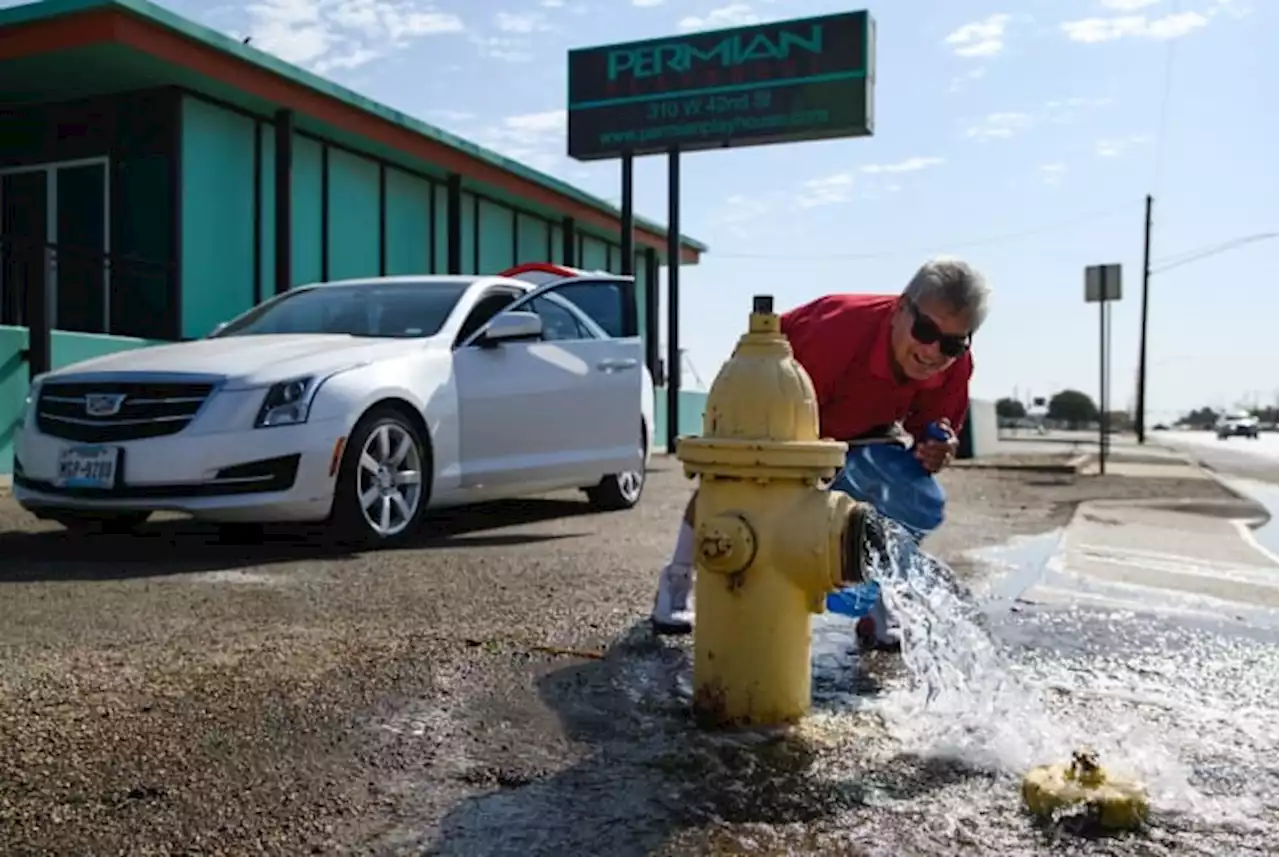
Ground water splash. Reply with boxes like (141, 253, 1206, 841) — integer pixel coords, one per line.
(855, 514, 1208, 814)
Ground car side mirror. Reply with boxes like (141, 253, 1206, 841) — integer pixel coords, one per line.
(478, 310, 542, 347)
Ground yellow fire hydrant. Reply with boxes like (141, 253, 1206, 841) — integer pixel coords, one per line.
(675, 295, 877, 729)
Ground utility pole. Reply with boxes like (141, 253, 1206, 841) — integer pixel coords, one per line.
(1134, 194, 1154, 443)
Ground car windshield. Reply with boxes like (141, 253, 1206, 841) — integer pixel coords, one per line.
(212, 281, 470, 339)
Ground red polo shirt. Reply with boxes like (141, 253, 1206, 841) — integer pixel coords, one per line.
(779, 293, 973, 442)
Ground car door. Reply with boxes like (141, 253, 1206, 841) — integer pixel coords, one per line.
(452, 279, 642, 490)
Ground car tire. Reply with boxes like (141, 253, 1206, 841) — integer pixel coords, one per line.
(329, 405, 431, 548)
(585, 425, 647, 512)
(50, 510, 150, 535)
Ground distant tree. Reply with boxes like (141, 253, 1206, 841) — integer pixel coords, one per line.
(1047, 389, 1099, 428)
(1176, 407, 1218, 429)
(1250, 405, 1278, 424)
(996, 397, 1027, 420)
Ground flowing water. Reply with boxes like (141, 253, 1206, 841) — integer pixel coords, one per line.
(414, 516, 1277, 855)
(809, 513, 1278, 842)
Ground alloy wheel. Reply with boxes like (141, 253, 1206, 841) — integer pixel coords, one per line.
(356, 421, 424, 538)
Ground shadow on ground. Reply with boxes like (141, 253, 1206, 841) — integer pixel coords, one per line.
(0, 496, 604, 583)
(421, 623, 987, 857)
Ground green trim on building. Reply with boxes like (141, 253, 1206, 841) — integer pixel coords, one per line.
(0, 0, 707, 256)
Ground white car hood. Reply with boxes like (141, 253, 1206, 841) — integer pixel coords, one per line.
(44, 334, 438, 388)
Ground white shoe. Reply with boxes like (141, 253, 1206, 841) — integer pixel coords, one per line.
(651, 563, 694, 635)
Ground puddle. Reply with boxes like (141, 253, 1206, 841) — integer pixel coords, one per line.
(397, 519, 1276, 855)
(703, 517, 1273, 839)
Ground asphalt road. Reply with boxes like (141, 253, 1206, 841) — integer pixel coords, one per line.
(1153, 430, 1279, 483)
(0, 458, 1268, 856)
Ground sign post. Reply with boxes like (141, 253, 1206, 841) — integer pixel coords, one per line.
(1085, 264, 1122, 474)
(567, 10, 877, 451)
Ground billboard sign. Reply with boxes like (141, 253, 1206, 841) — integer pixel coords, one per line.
(567, 10, 875, 161)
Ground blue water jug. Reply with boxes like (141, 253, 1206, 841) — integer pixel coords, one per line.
(825, 423, 948, 620)
(829, 424, 948, 538)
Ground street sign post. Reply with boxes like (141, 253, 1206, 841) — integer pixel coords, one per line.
(567, 11, 877, 450)
(1085, 264, 1122, 474)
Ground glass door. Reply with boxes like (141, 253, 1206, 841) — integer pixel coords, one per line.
(54, 162, 109, 334)
(0, 169, 49, 327)
(0, 158, 109, 333)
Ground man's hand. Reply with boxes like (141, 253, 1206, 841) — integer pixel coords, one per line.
(914, 418, 958, 473)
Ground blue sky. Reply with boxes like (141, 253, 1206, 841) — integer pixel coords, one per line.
(176, 0, 1277, 420)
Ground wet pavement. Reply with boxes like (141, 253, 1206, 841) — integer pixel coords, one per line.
(0, 458, 1273, 855)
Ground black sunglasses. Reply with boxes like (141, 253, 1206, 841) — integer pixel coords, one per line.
(904, 300, 971, 358)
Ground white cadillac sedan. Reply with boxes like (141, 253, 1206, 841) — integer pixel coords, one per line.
(12, 263, 654, 545)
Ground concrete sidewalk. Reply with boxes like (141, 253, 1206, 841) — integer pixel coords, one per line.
(983, 437, 1278, 630)
(1020, 498, 1277, 625)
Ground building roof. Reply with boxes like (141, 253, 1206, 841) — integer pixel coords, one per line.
(0, 0, 706, 264)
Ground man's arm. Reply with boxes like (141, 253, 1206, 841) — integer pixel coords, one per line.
(780, 296, 854, 409)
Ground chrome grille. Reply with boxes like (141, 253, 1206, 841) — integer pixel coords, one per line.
(37, 381, 215, 443)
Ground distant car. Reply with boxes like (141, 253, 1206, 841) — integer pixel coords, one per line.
(1152, 423, 1170, 431)
(13, 264, 653, 545)
(1215, 412, 1260, 440)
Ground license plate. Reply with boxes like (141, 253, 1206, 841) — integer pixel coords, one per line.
(56, 445, 120, 490)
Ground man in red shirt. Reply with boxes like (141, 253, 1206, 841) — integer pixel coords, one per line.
(651, 257, 989, 645)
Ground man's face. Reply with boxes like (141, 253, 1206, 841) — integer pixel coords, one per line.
(890, 296, 973, 381)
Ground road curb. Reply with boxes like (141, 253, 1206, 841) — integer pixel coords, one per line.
(1147, 441, 1277, 563)
(952, 451, 1093, 474)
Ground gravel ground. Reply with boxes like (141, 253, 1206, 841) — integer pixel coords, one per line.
(0, 458, 1241, 855)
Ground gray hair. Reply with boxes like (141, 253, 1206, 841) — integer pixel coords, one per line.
(902, 257, 991, 331)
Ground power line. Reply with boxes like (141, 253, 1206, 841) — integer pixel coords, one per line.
(710, 199, 1142, 261)
(1150, 232, 1278, 274)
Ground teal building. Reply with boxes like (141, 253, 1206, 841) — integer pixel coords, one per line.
(0, 0, 708, 473)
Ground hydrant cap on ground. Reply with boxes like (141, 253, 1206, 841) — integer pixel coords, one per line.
(699, 294, 820, 443)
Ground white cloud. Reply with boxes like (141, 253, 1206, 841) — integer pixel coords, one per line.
(539, 0, 565, 6)
(710, 193, 776, 238)
(244, 0, 464, 72)
(1061, 10, 1208, 42)
(943, 13, 1011, 57)
(493, 11, 549, 33)
(965, 111, 1034, 139)
(796, 173, 855, 208)
(960, 95, 1112, 141)
(472, 35, 535, 62)
(425, 108, 476, 124)
(948, 66, 987, 93)
(1039, 163, 1067, 185)
(1095, 135, 1152, 156)
(633, 0, 665, 6)
(1043, 95, 1114, 124)
(474, 109, 567, 170)
(861, 156, 945, 174)
(679, 4, 761, 32)
(1100, 0, 1161, 9)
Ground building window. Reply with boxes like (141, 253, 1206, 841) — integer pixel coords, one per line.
(0, 158, 112, 334)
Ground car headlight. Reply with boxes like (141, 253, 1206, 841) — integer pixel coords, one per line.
(255, 376, 318, 428)
(18, 383, 39, 424)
